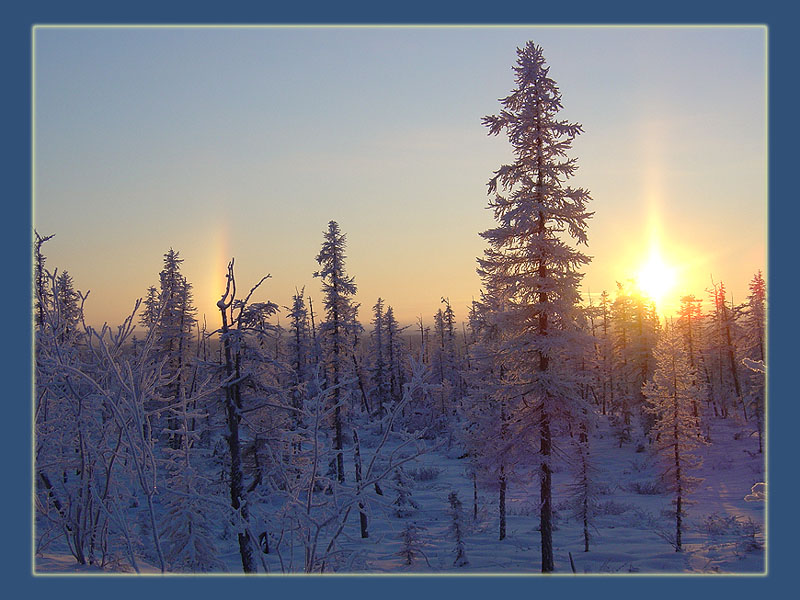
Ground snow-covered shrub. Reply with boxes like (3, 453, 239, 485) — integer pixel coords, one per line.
(398, 522, 428, 566)
(391, 466, 418, 518)
(626, 457, 649, 473)
(698, 512, 740, 536)
(629, 479, 667, 495)
(737, 518, 763, 552)
(596, 500, 635, 516)
(410, 466, 442, 482)
(594, 481, 615, 496)
(697, 513, 763, 551)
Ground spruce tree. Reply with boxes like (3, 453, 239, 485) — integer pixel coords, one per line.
(315, 220, 360, 483)
(54, 270, 81, 341)
(448, 491, 469, 567)
(479, 41, 593, 572)
(742, 271, 766, 452)
(384, 305, 406, 404)
(287, 287, 312, 413)
(369, 297, 390, 416)
(398, 522, 426, 567)
(391, 466, 418, 518)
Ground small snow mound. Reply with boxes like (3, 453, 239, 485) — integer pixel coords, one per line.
(744, 482, 766, 502)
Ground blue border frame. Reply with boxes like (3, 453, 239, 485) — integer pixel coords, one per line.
(7, 0, 792, 597)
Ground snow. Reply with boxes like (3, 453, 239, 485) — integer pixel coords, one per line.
(36, 411, 763, 575)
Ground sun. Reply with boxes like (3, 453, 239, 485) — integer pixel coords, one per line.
(636, 249, 677, 308)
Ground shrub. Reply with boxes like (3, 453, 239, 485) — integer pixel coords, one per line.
(629, 479, 666, 495)
(597, 500, 634, 516)
(410, 466, 442, 482)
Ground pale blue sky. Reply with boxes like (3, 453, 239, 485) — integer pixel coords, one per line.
(33, 26, 766, 327)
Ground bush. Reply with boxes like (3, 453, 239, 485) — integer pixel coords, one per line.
(697, 513, 763, 552)
(507, 499, 537, 516)
(410, 466, 442, 482)
(597, 500, 634, 516)
(698, 512, 740, 536)
(629, 479, 666, 495)
(594, 481, 615, 496)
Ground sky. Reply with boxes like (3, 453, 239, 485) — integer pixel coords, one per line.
(33, 26, 767, 329)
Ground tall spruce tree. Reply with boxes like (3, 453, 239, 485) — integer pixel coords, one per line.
(384, 305, 406, 404)
(287, 287, 312, 413)
(369, 298, 390, 416)
(140, 249, 197, 449)
(315, 220, 359, 483)
(479, 41, 593, 572)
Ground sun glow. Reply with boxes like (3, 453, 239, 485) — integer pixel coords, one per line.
(635, 248, 677, 309)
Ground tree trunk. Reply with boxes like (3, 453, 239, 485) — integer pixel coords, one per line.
(220, 298, 257, 573)
(540, 412, 554, 572)
(499, 468, 506, 541)
(674, 399, 682, 553)
(353, 429, 368, 538)
(473, 470, 478, 521)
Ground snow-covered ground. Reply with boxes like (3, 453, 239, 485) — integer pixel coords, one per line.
(35, 413, 765, 575)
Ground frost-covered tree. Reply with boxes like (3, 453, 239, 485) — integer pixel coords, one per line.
(599, 290, 615, 416)
(676, 294, 707, 430)
(431, 308, 448, 418)
(384, 305, 407, 405)
(440, 298, 463, 405)
(286, 287, 313, 415)
(609, 284, 634, 440)
(741, 271, 766, 452)
(609, 282, 659, 439)
(447, 491, 469, 567)
(643, 326, 706, 551)
(391, 466, 418, 518)
(140, 249, 197, 450)
(460, 291, 516, 541)
(34, 231, 55, 330)
(398, 522, 426, 566)
(742, 271, 765, 364)
(266, 357, 431, 573)
(369, 297, 391, 416)
(314, 220, 360, 483)
(564, 414, 600, 553)
(36, 271, 171, 572)
(479, 41, 593, 572)
(54, 271, 81, 340)
(139, 285, 160, 332)
(429, 299, 462, 425)
(160, 386, 224, 572)
(703, 280, 744, 420)
(215, 259, 283, 573)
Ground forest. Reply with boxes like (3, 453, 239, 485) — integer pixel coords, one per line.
(33, 42, 766, 575)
